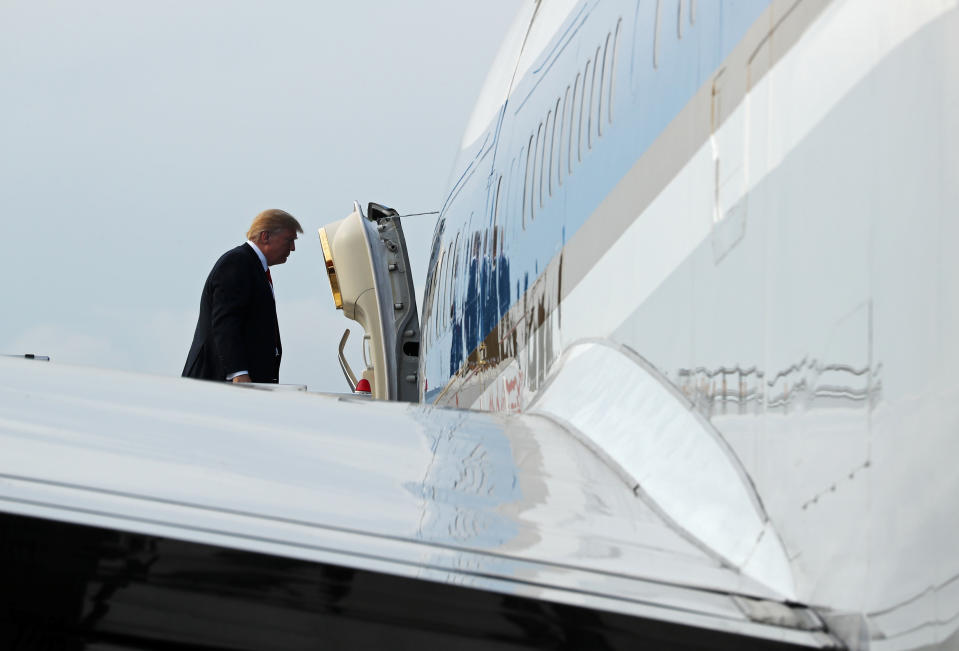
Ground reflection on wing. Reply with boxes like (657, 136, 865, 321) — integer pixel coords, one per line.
(0, 357, 840, 648)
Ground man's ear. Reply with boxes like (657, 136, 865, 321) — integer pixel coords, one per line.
(257, 231, 270, 244)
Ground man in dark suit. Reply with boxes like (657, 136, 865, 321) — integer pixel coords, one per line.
(183, 209, 303, 384)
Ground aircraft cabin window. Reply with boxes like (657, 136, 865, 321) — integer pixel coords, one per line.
(444, 242, 454, 323)
(450, 236, 459, 315)
(432, 249, 443, 335)
(609, 19, 622, 125)
(579, 59, 590, 161)
(434, 248, 442, 332)
(448, 239, 456, 318)
(493, 174, 503, 235)
(590, 45, 601, 148)
(436, 246, 445, 331)
(569, 73, 580, 173)
(515, 147, 524, 232)
(507, 156, 517, 241)
(492, 175, 502, 267)
(523, 137, 533, 229)
(436, 247, 448, 335)
(559, 86, 569, 186)
(493, 176, 503, 262)
(446, 239, 460, 320)
(531, 125, 541, 221)
(540, 113, 550, 208)
(550, 97, 561, 196)
(598, 38, 609, 139)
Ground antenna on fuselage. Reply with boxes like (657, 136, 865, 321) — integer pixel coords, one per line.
(396, 211, 439, 218)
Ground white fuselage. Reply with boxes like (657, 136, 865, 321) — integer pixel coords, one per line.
(420, 0, 959, 647)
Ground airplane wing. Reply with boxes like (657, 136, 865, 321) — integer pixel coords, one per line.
(0, 356, 842, 649)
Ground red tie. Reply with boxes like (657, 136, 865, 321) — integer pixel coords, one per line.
(266, 268, 273, 287)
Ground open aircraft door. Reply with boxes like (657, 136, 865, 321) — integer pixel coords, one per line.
(318, 201, 420, 401)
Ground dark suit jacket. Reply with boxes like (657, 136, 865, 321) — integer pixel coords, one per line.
(182, 243, 281, 383)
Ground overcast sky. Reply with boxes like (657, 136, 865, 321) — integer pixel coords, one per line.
(1, 1, 519, 392)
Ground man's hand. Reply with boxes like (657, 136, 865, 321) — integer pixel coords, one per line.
(232, 374, 252, 383)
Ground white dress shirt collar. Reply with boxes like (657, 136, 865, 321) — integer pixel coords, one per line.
(246, 240, 268, 271)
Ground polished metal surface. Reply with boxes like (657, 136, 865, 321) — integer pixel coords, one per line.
(416, 0, 959, 647)
(0, 356, 836, 646)
(530, 341, 795, 600)
(3, 0, 957, 647)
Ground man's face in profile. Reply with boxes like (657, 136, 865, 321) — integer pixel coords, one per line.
(261, 229, 297, 266)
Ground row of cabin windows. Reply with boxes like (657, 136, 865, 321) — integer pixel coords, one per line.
(428, 3, 699, 344)
(425, 230, 452, 340)
(427, 18, 624, 341)
(515, 19, 622, 230)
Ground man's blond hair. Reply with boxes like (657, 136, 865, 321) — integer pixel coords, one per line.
(246, 209, 304, 241)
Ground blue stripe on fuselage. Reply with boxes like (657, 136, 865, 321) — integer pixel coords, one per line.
(423, 0, 772, 400)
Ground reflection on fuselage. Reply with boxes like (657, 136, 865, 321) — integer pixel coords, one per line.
(415, 0, 959, 646)
(676, 358, 883, 416)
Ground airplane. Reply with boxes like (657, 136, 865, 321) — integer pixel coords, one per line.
(1, 0, 956, 648)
